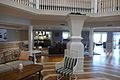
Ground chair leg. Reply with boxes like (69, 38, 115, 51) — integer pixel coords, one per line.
(75, 75, 77, 80)
(57, 74, 63, 80)
(70, 75, 77, 80)
(70, 76, 72, 80)
(57, 74, 60, 80)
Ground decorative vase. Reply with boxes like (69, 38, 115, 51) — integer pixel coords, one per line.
(18, 63, 23, 72)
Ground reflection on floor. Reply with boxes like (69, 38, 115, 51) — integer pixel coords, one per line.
(35, 47, 120, 80)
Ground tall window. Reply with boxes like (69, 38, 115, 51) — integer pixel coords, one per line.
(93, 32, 107, 44)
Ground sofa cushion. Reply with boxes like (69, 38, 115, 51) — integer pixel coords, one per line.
(3, 48, 21, 63)
(19, 51, 29, 60)
(13, 49, 21, 60)
(0, 64, 12, 73)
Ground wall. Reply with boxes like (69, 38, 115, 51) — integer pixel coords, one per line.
(51, 30, 62, 46)
(19, 30, 28, 41)
(7, 29, 20, 41)
(81, 31, 90, 46)
(5, 29, 28, 41)
(0, 29, 28, 51)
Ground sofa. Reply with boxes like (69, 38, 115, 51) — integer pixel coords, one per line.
(0, 48, 33, 73)
(48, 43, 66, 54)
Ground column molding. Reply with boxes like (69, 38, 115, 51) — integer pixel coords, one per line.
(91, 0, 98, 13)
(66, 14, 87, 72)
(36, 0, 39, 9)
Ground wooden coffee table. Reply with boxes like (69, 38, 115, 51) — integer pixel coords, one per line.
(0, 64, 43, 80)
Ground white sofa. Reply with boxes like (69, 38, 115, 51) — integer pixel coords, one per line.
(0, 48, 33, 73)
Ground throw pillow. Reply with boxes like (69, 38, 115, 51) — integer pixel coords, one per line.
(19, 51, 29, 60)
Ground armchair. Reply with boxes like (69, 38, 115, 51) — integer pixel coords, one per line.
(55, 49, 83, 80)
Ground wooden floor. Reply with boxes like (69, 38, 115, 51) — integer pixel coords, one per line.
(36, 48, 120, 80)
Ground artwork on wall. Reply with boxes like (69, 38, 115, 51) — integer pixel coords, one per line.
(0, 29, 7, 41)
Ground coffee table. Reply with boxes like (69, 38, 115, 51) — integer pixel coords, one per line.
(0, 64, 43, 80)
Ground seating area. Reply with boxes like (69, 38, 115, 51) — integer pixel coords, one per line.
(0, 48, 33, 73)
(0, 0, 120, 80)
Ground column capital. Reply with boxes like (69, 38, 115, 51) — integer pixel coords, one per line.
(66, 14, 88, 22)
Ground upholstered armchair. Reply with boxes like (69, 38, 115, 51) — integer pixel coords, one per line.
(55, 49, 83, 80)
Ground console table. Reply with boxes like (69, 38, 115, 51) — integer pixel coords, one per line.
(0, 64, 43, 80)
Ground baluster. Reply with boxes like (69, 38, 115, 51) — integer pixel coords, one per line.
(78, 0, 80, 12)
(74, 0, 76, 13)
(46, 0, 48, 10)
(53, 0, 55, 10)
(85, 0, 87, 13)
(111, 0, 112, 12)
(104, 0, 106, 12)
(107, 0, 109, 11)
(102, 0, 104, 12)
(42, 0, 44, 10)
(57, 0, 59, 11)
(90, 0, 92, 13)
(41, 0, 43, 10)
(108, 0, 110, 12)
(83, 0, 85, 13)
(113, 0, 115, 11)
(116, 0, 117, 10)
(115, 0, 117, 11)
(39, 0, 41, 9)
(117, 0, 119, 10)
(50, 0, 52, 10)
(110, 0, 113, 11)
(101, 0, 103, 12)
(44, 0, 46, 10)
(47, 0, 48, 10)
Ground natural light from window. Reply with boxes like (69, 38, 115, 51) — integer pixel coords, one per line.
(62, 32, 70, 39)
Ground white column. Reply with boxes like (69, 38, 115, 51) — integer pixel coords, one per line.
(91, 0, 98, 13)
(66, 14, 87, 72)
(28, 25, 33, 56)
(89, 28, 94, 57)
(36, 0, 39, 9)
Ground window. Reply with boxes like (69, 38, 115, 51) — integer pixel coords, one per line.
(62, 32, 70, 39)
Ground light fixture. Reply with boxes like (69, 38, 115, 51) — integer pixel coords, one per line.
(36, 31, 38, 34)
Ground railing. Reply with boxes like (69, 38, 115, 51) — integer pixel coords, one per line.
(9, 0, 36, 8)
(39, 0, 92, 13)
(9, 0, 120, 13)
(10, 0, 93, 13)
(98, 0, 120, 13)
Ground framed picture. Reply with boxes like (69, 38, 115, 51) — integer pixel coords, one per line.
(0, 29, 7, 41)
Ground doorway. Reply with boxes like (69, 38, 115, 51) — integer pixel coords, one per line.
(93, 32, 107, 55)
